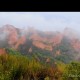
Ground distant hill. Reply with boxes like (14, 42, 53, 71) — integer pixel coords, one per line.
(0, 24, 80, 63)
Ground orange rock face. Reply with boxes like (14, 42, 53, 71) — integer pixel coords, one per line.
(14, 36, 26, 49)
(30, 33, 42, 41)
(30, 32, 50, 43)
(2, 24, 18, 46)
(71, 39, 80, 51)
(32, 41, 53, 51)
(8, 32, 18, 45)
(0, 48, 6, 55)
(0, 25, 69, 54)
(33, 41, 45, 49)
(1, 25, 80, 55)
(52, 33, 63, 46)
(29, 31, 64, 51)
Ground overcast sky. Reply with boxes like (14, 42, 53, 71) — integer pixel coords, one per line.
(0, 12, 80, 32)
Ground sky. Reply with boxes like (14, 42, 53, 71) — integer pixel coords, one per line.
(0, 12, 80, 32)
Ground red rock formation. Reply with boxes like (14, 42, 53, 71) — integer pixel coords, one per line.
(33, 41, 45, 49)
(1, 25, 80, 55)
(2, 24, 18, 46)
(32, 41, 53, 51)
(8, 32, 18, 45)
(0, 48, 6, 55)
(71, 39, 80, 51)
(52, 33, 63, 46)
(0, 24, 27, 50)
(14, 36, 26, 49)
(30, 33, 42, 41)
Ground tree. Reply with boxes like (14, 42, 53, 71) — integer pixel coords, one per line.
(62, 62, 80, 80)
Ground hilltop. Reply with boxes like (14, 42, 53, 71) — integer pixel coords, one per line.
(0, 24, 80, 63)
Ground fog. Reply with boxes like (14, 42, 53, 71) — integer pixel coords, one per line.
(0, 12, 80, 33)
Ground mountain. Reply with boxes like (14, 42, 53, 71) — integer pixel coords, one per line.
(0, 24, 80, 63)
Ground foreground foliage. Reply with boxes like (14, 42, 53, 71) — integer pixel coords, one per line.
(0, 54, 61, 80)
(0, 52, 80, 80)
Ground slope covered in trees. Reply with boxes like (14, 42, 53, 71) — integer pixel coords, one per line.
(0, 50, 80, 80)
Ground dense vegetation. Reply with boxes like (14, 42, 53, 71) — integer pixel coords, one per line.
(0, 49, 80, 80)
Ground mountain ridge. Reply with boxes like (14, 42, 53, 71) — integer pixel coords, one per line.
(0, 24, 80, 63)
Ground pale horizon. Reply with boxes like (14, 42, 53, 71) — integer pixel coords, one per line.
(0, 12, 80, 33)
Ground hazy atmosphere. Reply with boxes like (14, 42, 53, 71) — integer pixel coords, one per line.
(0, 12, 80, 32)
(0, 12, 80, 80)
